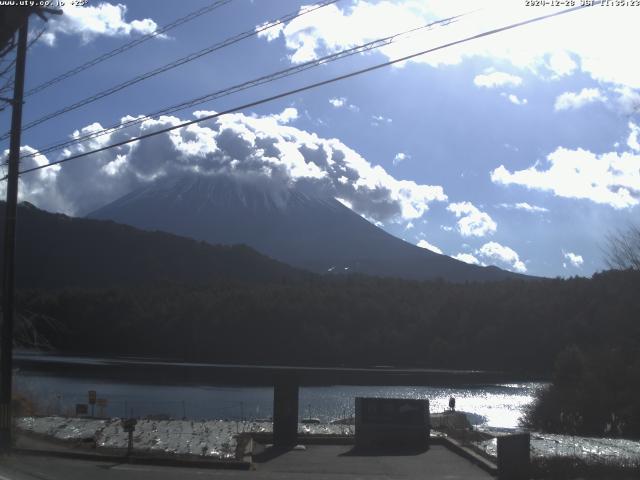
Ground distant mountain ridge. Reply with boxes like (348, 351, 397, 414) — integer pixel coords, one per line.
(0, 201, 310, 289)
(89, 173, 527, 282)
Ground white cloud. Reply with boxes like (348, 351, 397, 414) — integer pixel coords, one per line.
(473, 71, 522, 88)
(328, 97, 358, 111)
(546, 51, 577, 77)
(255, 19, 285, 42)
(554, 88, 606, 111)
(505, 93, 527, 105)
(260, 1, 640, 102)
(628, 122, 640, 152)
(8, 107, 447, 222)
(372, 115, 393, 126)
(259, 1, 425, 64)
(491, 142, 640, 209)
(273, 107, 298, 124)
(615, 87, 640, 115)
(335, 197, 353, 209)
(477, 241, 526, 273)
(563, 251, 584, 268)
(447, 201, 497, 237)
(393, 152, 409, 165)
(42, 2, 159, 46)
(0, 146, 67, 210)
(499, 202, 548, 213)
(453, 252, 479, 265)
(417, 239, 442, 254)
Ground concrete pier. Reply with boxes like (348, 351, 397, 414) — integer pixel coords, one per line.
(272, 378, 298, 447)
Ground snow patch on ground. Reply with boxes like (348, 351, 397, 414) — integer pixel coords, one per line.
(16, 417, 354, 460)
(474, 430, 640, 463)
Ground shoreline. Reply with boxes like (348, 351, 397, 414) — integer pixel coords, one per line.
(14, 414, 640, 468)
(14, 351, 546, 387)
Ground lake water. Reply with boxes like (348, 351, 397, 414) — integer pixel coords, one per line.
(16, 370, 544, 429)
(15, 357, 640, 463)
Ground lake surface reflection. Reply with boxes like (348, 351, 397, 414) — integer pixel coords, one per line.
(16, 371, 544, 429)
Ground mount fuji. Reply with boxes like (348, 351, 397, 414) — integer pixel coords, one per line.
(88, 174, 525, 282)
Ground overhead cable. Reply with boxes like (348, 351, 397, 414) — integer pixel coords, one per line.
(4, 4, 591, 180)
(23, 0, 234, 98)
(0, 0, 340, 141)
(17, 13, 465, 161)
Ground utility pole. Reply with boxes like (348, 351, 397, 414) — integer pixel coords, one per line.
(0, 16, 28, 452)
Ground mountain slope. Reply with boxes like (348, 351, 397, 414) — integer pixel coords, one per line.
(89, 174, 526, 282)
(0, 201, 311, 289)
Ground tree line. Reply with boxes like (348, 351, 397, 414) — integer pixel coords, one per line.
(16, 269, 640, 376)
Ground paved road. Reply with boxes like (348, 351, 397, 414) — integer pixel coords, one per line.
(0, 445, 493, 479)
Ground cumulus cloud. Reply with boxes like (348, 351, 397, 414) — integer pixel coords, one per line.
(554, 88, 606, 111)
(498, 202, 548, 213)
(453, 252, 479, 265)
(42, 2, 159, 46)
(258, 0, 640, 92)
(256, 1, 425, 64)
(0, 146, 66, 211)
(473, 71, 522, 88)
(491, 143, 640, 209)
(563, 251, 584, 268)
(615, 87, 640, 115)
(546, 51, 577, 77)
(447, 201, 497, 237)
(393, 152, 409, 165)
(273, 107, 299, 124)
(417, 239, 442, 254)
(477, 241, 526, 273)
(7, 108, 447, 222)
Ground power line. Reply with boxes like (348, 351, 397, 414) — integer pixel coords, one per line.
(0, 26, 47, 111)
(23, 0, 234, 98)
(0, 57, 16, 82)
(27, 25, 47, 51)
(0, 26, 45, 96)
(3, 3, 591, 182)
(15, 12, 467, 162)
(0, 0, 340, 142)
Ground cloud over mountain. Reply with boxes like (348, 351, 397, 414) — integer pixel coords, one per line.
(2, 108, 447, 222)
(447, 201, 497, 237)
(453, 252, 480, 265)
(478, 241, 526, 273)
(417, 239, 442, 254)
(563, 251, 584, 269)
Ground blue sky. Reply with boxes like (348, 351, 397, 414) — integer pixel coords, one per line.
(2, 0, 640, 278)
